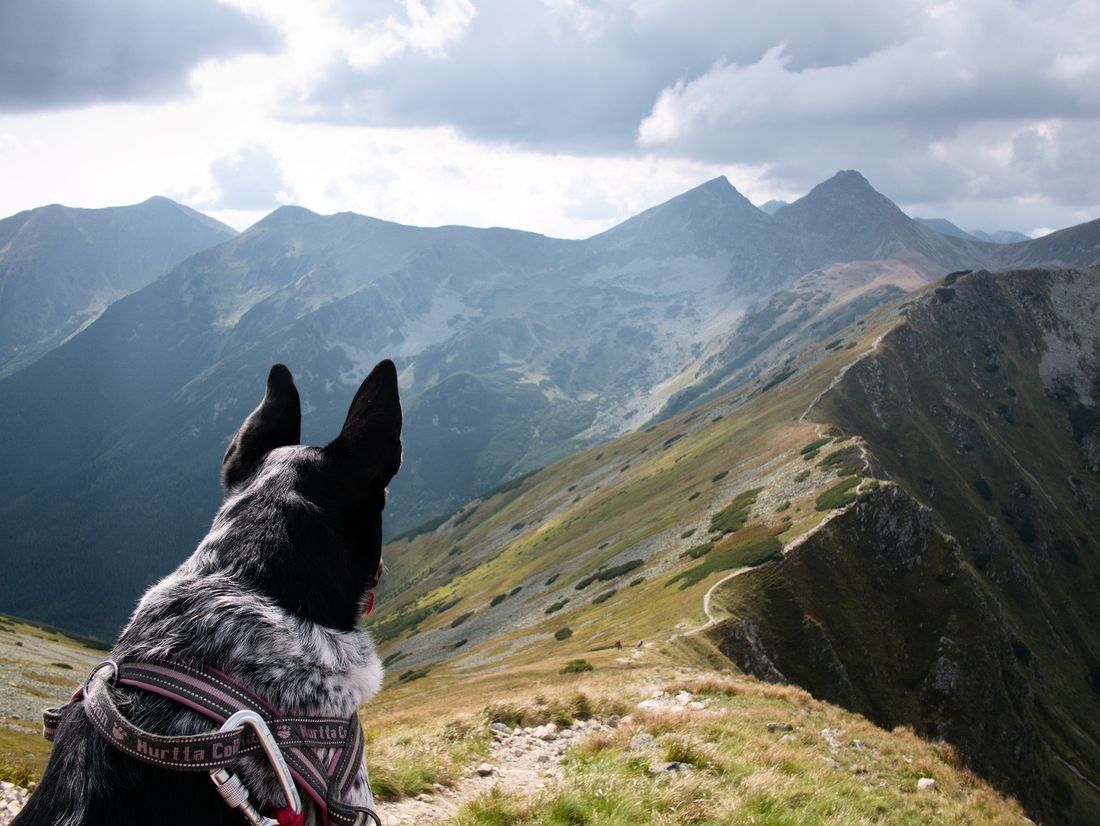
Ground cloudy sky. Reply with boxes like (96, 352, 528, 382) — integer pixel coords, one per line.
(1, 0, 1097, 238)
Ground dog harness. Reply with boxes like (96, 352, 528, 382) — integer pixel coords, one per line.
(44, 660, 381, 826)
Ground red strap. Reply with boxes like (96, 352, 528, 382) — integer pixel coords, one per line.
(275, 808, 305, 826)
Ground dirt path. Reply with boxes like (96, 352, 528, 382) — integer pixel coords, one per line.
(668, 567, 752, 640)
(375, 717, 616, 825)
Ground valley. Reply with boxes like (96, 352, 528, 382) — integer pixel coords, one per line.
(0, 175, 1098, 823)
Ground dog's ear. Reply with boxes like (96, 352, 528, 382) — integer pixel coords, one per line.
(325, 359, 403, 484)
(222, 364, 302, 489)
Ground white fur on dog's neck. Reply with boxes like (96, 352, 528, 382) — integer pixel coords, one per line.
(117, 570, 383, 718)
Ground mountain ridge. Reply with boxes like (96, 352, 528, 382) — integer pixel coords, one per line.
(0, 197, 236, 377)
(1, 172, 1099, 639)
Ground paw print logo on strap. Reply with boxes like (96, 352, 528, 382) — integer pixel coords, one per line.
(112, 723, 126, 741)
(276, 724, 292, 740)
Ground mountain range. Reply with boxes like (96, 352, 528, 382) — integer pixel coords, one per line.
(915, 216, 1031, 244)
(2, 171, 1100, 639)
(0, 196, 235, 377)
(1, 172, 1099, 822)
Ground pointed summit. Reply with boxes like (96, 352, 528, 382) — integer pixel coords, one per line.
(594, 176, 768, 256)
(819, 168, 874, 191)
(766, 170, 975, 277)
(782, 170, 901, 217)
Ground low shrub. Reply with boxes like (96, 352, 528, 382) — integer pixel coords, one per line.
(972, 478, 993, 501)
(667, 535, 783, 590)
(680, 541, 714, 559)
(815, 477, 861, 511)
(799, 437, 831, 455)
(709, 488, 763, 534)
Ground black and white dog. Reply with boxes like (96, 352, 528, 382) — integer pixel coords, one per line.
(14, 360, 401, 826)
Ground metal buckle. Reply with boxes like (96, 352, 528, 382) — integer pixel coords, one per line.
(82, 660, 119, 694)
(209, 710, 302, 826)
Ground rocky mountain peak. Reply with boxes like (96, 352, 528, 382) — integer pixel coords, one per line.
(592, 174, 767, 256)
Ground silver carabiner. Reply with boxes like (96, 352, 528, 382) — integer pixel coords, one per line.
(209, 710, 302, 826)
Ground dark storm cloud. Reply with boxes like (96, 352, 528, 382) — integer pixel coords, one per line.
(294, 0, 1100, 221)
(299, 0, 916, 152)
(633, 0, 1100, 203)
(207, 144, 293, 210)
(0, 0, 281, 112)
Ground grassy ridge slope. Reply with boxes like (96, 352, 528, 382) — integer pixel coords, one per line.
(711, 268, 1100, 824)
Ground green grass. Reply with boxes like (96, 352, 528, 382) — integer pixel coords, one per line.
(575, 560, 644, 590)
(680, 541, 715, 559)
(368, 718, 491, 803)
(761, 366, 797, 391)
(0, 760, 36, 788)
(667, 535, 783, 590)
(814, 477, 861, 511)
(443, 672, 1026, 825)
(816, 445, 862, 476)
(560, 659, 594, 674)
(799, 438, 831, 455)
(708, 488, 763, 534)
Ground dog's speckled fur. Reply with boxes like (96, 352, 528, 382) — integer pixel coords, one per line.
(14, 361, 402, 826)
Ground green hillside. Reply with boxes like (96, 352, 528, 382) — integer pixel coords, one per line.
(370, 268, 1100, 824)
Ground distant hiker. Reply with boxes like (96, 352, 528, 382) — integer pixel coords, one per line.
(615, 639, 622, 650)
(637, 640, 644, 648)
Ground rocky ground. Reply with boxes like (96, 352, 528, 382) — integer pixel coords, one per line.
(0, 616, 103, 826)
(0, 782, 29, 825)
(375, 684, 722, 825)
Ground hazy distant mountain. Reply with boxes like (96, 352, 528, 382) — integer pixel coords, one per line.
(971, 228, 1031, 244)
(0, 197, 235, 377)
(765, 171, 998, 279)
(758, 199, 788, 215)
(590, 176, 768, 258)
(1, 172, 1099, 635)
(915, 216, 978, 241)
(916, 218, 1031, 245)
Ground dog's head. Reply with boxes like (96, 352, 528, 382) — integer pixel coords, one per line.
(211, 360, 402, 631)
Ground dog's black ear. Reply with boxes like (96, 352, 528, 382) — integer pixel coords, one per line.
(222, 364, 302, 489)
(325, 359, 403, 484)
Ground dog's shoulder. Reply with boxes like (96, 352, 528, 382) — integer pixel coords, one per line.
(115, 568, 383, 716)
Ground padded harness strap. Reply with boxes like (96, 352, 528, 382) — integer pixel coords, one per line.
(44, 660, 378, 826)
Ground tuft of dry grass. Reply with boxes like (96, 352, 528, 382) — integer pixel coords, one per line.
(434, 666, 1029, 825)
